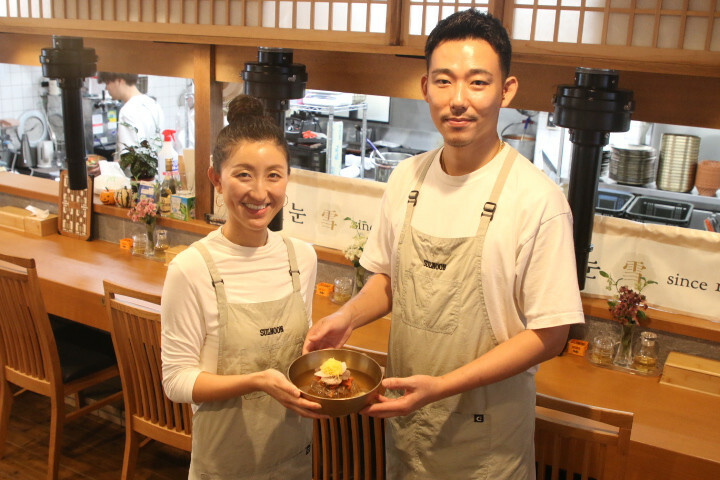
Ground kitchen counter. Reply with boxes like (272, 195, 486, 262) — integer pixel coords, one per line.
(0, 226, 718, 479)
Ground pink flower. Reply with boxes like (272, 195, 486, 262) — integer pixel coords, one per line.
(128, 197, 158, 225)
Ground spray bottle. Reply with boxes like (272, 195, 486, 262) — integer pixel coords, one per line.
(159, 129, 178, 172)
(159, 129, 182, 191)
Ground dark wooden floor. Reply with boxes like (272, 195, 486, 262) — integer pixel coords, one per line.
(1, 390, 190, 479)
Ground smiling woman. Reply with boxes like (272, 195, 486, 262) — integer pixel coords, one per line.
(160, 93, 322, 480)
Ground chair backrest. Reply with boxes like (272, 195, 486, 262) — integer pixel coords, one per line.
(535, 392, 634, 480)
(310, 345, 387, 479)
(103, 280, 192, 451)
(313, 414, 384, 480)
(0, 253, 63, 397)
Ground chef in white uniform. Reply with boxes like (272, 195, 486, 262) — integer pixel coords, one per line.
(304, 10, 585, 479)
(96, 72, 164, 154)
(162, 94, 324, 479)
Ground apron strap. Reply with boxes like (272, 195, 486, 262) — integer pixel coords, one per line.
(476, 147, 518, 236)
(280, 234, 302, 293)
(193, 241, 230, 327)
(399, 148, 442, 244)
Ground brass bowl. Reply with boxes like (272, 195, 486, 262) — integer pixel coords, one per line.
(288, 348, 384, 417)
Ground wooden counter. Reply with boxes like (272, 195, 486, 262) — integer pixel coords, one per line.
(0, 228, 167, 330)
(1, 217, 719, 479)
(537, 355, 720, 480)
(3, 170, 717, 342)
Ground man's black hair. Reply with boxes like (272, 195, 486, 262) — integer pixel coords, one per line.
(96, 72, 139, 86)
(424, 9, 512, 79)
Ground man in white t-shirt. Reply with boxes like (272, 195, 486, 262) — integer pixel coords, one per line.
(304, 10, 585, 479)
(96, 72, 164, 156)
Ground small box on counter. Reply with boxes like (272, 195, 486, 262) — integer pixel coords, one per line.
(660, 352, 720, 397)
(0, 206, 58, 236)
(24, 215, 58, 236)
(566, 339, 588, 356)
(315, 282, 334, 296)
(0, 206, 28, 231)
(137, 181, 157, 202)
(171, 193, 195, 221)
(119, 238, 134, 250)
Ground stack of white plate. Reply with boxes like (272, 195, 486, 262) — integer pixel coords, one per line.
(657, 134, 700, 192)
(609, 145, 657, 186)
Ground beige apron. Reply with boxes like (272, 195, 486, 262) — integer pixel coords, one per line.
(189, 236, 312, 480)
(386, 147, 536, 480)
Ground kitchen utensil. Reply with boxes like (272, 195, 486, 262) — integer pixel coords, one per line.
(19, 133, 36, 168)
(366, 138, 387, 162)
(288, 348, 384, 417)
(609, 144, 656, 186)
(501, 113, 536, 161)
(694, 160, 720, 197)
(657, 134, 700, 192)
(371, 151, 411, 182)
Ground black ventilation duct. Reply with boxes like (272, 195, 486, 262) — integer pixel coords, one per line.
(553, 67, 634, 290)
(40, 36, 97, 190)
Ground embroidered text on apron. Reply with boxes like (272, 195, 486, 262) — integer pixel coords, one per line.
(189, 236, 312, 480)
(386, 147, 536, 480)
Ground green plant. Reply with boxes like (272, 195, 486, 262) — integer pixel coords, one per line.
(599, 270, 657, 325)
(119, 139, 158, 180)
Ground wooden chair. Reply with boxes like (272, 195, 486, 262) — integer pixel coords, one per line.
(313, 414, 385, 480)
(313, 346, 387, 480)
(103, 280, 192, 480)
(535, 392, 634, 480)
(0, 253, 123, 480)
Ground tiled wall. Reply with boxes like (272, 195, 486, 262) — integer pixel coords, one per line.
(0, 63, 46, 120)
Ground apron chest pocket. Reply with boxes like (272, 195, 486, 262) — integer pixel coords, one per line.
(399, 271, 460, 334)
(237, 336, 303, 400)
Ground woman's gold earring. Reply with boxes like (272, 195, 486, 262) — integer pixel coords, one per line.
(215, 194, 225, 208)
(284, 195, 289, 207)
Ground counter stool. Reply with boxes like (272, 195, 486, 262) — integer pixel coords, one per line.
(535, 392, 634, 480)
(0, 253, 123, 480)
(103, 280, 192, 480)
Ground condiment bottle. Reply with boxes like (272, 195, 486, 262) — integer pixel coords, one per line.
(159, 159, 177, 217)
(331, 277, 353, 305)
(632, 331, 659, 373)
(154, 229, 169, 259)
(590, 335, 615, 366)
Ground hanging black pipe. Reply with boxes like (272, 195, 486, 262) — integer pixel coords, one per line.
(40, 36, 97, 190)
(242, 47, 307, 231)
(565, 129, 607, 290)
(58, 78, 86, 188)
(553, 68, 634, 290)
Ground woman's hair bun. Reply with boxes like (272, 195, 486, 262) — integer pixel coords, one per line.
(226, 94, 265, 125)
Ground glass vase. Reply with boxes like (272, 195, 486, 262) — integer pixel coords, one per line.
(614, 323, 635, 367)
(145, 223, 156, 258)
(354, 266, 367, 295)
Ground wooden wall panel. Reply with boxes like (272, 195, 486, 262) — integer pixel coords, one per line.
(193, 44, 223, 221)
